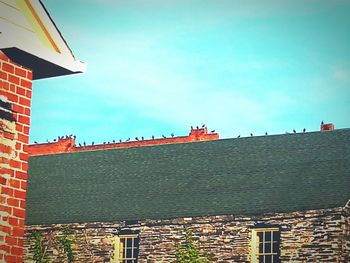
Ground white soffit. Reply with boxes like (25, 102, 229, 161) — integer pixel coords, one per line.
(0, 0, 86, 79)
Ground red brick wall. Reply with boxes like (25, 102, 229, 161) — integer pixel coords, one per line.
(0, 51, 32, 262)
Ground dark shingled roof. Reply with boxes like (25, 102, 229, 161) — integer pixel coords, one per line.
(26, 129, 350, 225)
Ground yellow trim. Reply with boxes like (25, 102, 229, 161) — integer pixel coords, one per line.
(250, 228, 279, 263)
(16, 0, 60, 53)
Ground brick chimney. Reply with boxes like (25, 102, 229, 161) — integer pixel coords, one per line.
(320, 122, 335, 131)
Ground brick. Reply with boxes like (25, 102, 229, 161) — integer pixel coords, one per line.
(24, 107, 30, 116)
(0, 176, 7, 185)
(15, 68, 26, 78)
(8, 217, 19, 227)
(0, 225, 11, 235)
(12, 103, 25, 114)
(0, 168, 14, 176)
(5, 92, 18, 103)
(27, 71, 32, 80)
(17, 132, 29, 143)
(0, 70, 7, 80)
(19, 152, 28, 162)
(10, 83, 15, 92)
(15, 171, 27, 180)
(13, 208, 25, 218)
(25, 89, 32, 99)
(14, 189, 26, 200)
(23, 125, 30, 134)
(4, 255, 16, 262)
(12, 227, 24, 237)
(0, 204, 12, 214)
(20, 79, 32, 89)
(19, 96, 31, 108)
(20, 200, 25, 209)
(9, 160, 21, 169)
(7, 198, 19, 207)
(1, 186, 14, 196)
(0, 143, 12, 155)
(21, 162, 28, 172)
(11, 246, 23, 256)
(0, 244, 11, 254)
(9, 179, 21, 189)
(2, 80, 9, 90)
(16, 86, 26, 96)
(8, 75, 20, 85)
(15, 142, 22, 151)
(16, 123, 23, 133)
(5, 236, 18, 246)
(2, 63, 14, 74)
(20, 181, 26, 190)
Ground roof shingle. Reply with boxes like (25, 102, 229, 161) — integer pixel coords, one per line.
(26, 129, 350, 225)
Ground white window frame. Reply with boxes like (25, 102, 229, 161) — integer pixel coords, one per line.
(250, 228, 280, 263)
(113, 234, 139, 263)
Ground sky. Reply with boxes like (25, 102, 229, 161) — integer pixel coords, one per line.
(29, 0, 350, 145)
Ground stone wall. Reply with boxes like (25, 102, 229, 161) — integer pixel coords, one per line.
(24, 205, 349, 262)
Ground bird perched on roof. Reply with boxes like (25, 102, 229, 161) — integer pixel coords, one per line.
(53, 139, 57, 142)
(303, 128, 306, 133)
(171, 133, 174, 137)
(119, 139, 122, 143)
(191, 126, 193, 130)
(34, 141, 38, 144)
(265, 132, 268, 135)
(112, 140, 115, 143)
(202, 124, 205, 128)
(73, 135, 76, 139)
(141, 136, 144, 140)
(79, 143, 81, 147)
(92, 142, 94, 146)
(211, 130, 215, 133)
(83, 142, 86, 146)
(135, 137, 139, 141)
(321, 120, 324, 125)
(293, 129, 296, 133)
(162, 135, 166, 138)
(152, 135, 155, 140)
(250, 133, 253, 136)
(103, 142, 106, 144)
(196, 126, 199, 129)
(237, 135, 241, 138)
(126, 138, 130, 142)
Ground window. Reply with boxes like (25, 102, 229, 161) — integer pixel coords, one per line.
(114, 235, 139, 263)
(250, 228, 280, 263)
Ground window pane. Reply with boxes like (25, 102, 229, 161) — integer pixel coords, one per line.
(257, 232, 263, 241)
(272, 231, 280, 241)
(265, 231, 272, 241)
(264, 255, 272, 263)
(265, 242, 272, 253)
(273, 242, 279, 253)
(259, 242, 264, 253)
(126, 248, 133, 258)
(259, 255, 264, 263)
(127, 238, 133, 247)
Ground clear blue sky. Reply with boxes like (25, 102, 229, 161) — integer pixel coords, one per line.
(30, 0, 350, 145)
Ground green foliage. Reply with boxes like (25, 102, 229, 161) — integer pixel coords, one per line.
(31, 227, 76, 263)
(175, 228, 212, 263)
(31, 232, 50, 263)
(57, 226, 76, 263)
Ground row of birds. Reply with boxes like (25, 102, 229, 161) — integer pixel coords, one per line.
(242, 128, 307, 138)
(34, 127, 307, 145)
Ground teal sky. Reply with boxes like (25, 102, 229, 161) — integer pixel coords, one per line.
(30, 0, 350, 144)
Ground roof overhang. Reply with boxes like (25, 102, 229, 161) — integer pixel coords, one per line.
(0, 0, 86, 79)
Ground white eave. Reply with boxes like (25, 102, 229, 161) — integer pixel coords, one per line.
(0, 0, 86, 79)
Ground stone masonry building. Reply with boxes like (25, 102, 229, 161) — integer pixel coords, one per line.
(23, 125, 350, 262)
